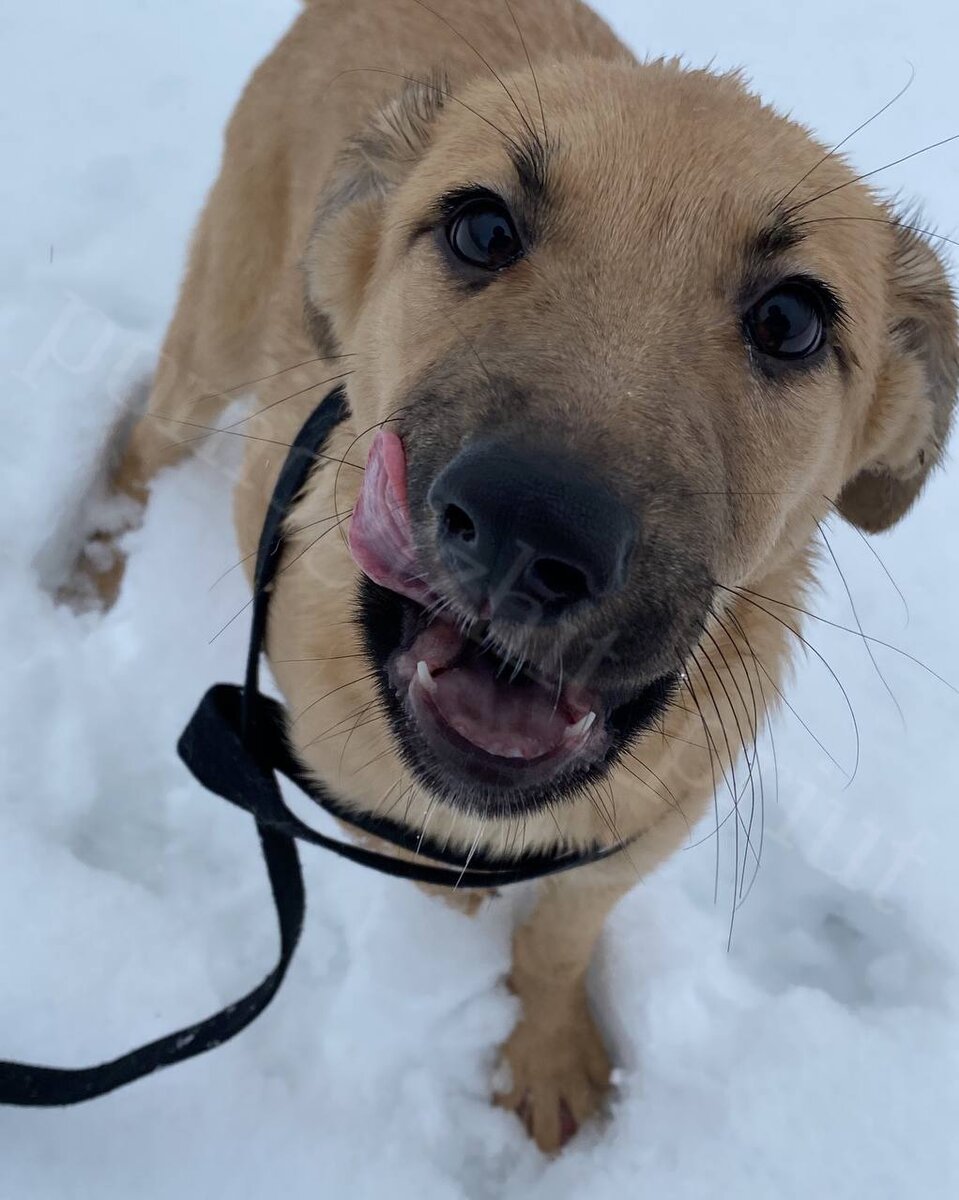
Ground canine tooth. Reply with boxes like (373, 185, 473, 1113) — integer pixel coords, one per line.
(416, 660, 437, 694)
(564, 711, 597, 741)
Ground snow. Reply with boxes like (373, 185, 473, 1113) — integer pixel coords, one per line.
(2, 0, 958, 1195)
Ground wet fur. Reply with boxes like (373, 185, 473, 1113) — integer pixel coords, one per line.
(98, 0, 957, 1153)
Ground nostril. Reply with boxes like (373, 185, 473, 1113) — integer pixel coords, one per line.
(527, 557, 591, 605)
(442, 503, 477, 545)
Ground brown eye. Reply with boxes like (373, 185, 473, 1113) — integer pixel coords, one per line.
(447, 197, 523, 270)
(745, 281, 828, 361)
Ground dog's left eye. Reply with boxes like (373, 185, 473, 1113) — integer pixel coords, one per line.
(744, 280, 829, 362)
(446, 197, 523, 270)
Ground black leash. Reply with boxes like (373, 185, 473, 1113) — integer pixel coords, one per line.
(0, 385, 626, 1107)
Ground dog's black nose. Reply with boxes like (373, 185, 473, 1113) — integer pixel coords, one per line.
(428, 440, 635, 624)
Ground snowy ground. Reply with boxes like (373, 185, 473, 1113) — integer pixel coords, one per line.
(2, 1, 958, 1196)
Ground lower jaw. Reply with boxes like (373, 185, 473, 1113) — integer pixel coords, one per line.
(406, 680, 607, 793)
(358, 578, 681, 814)
(381, 670, 681, 818)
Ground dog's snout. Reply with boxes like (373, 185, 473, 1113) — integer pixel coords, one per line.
(428, 440, 635, 623)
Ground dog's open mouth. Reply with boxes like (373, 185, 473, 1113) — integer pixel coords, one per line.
(348, 430, 672, 804)
(348, 429, 608, 790)
(391, 616, 605, 787)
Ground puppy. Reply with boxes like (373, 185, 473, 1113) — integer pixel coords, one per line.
(96, 0, 957, 1152)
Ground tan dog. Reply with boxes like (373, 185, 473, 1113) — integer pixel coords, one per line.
(93, 0, 957, 1152)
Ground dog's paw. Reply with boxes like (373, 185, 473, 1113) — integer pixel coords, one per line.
(494, 998, 612, 1153)
(65, 534, 129, 611)
(57, 492, 143, 612)
(54, 385, 151, 613)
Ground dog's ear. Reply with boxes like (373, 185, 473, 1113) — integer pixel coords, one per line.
(837, 218, 958, 533)
(306, 74, 448, 341)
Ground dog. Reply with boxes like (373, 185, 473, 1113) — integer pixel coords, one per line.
(90, 0, 957, 1152)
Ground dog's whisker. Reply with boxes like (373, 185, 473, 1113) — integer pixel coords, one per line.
(622, 752, 687, 825)
(718, 584, 862, 784)
(503, 0, 548, 145)
(324, 66, 530, 160)
(294, 670, 380, 730)
(785, 129, 959, 216)
(370, 777, 413, 824)
(689, 648, 740, 805)
(816, 519, 904, 724)
(406, 0, 540, 145)
(178, 350, 358, 414)
(822, 497, 910, 626)
(707, 615, 766, 898)
(702, 622, 761, 804)
(453, 827, 485, 889)
(218, 369, 357, 436)
(208, 549, 256, 591)
(692, 635, 761, 937)
(350, 743, 397, 778)
(729, 610, 847, 780)
(774, 63, 915, 210)
(798, 214, 959, 252)
(308, 705, 389, 748)
(677, 658, 732, 915)
(271, 652, 366, 664)
(719, 582, 955, 696)
(415, 797, 441, 855)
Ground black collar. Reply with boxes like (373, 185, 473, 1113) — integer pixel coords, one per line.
(0, 384, 627, 1108)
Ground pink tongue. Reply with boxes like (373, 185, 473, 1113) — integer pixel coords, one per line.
(351, 437, 592, 762)
(348, 431, 432, 604)
(431, 662, 570, 759)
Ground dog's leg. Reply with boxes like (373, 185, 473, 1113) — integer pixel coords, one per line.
(77, 280, 270, 609)
(110, 361, 203, 505)
(78, 356, 218, 607)
(495, 864, 634, 1153)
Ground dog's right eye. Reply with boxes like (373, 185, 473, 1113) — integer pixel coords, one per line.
(446, 196, 523, 271)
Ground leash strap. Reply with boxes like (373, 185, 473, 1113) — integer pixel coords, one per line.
(181, 683, 623, 889)
(0, 385, 625, 1107)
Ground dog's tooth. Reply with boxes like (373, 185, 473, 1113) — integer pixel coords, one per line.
(564, 710, 597, 742)
(416, 660, 437, 694)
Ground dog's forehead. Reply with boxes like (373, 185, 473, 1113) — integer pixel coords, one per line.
(572, 70, 860, 233)
(449, 64, 823, 189)
(553, 66, 820, 183)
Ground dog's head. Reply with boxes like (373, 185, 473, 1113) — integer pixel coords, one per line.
(284, 59, 956, 824)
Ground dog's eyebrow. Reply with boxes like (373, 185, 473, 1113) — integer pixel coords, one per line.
(507, 133, 550, 207)
(752, 211, 806, 259)
(410, 131, 551, 244)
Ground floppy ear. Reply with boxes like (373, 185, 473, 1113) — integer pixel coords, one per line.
(305, 74, 448, 342)
(837, 219, 958, 533)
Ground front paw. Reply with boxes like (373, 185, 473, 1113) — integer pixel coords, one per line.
(57, 410, 149, 612)
(494, 997, 612, 1153)
(58, 493, 142, 612)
